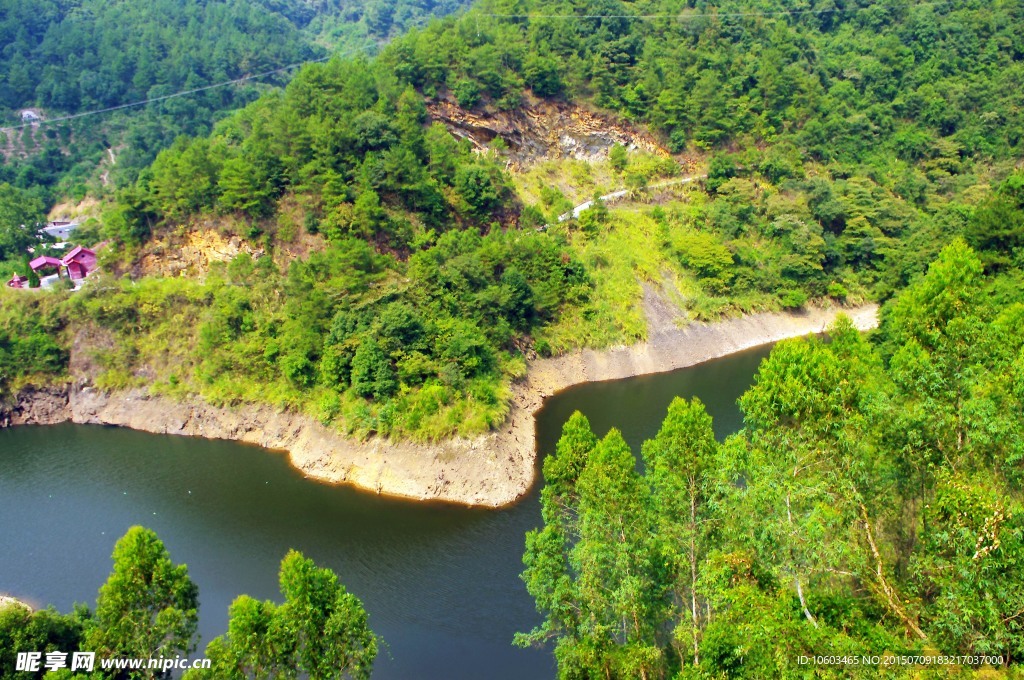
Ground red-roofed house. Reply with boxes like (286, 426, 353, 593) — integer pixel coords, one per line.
(62, 246, 98, 280)
(6, 274, 28, 289)
(29, 255, 63, 274)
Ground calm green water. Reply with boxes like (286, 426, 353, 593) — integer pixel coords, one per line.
(0, 344, 772, 678)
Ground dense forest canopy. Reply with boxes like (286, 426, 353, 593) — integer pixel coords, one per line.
(521, 239, 1024, 677)
(0, 0, 317, 113)
(383, 0, 1023, 155)
(0, 0, 474, 114)
(0, 0, 470, 200)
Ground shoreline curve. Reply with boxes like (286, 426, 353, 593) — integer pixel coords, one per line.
(1, 303, 878, 508)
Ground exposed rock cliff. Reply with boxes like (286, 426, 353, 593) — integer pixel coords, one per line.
(1, 384, 532, 507)
(136, 228, 265, 278)
(0, 386, 71, 427)
(427, 94, 668, 169)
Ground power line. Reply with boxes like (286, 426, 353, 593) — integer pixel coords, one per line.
(483, 0, 954, 19)
(2, 58, 329, 134)
(1, 2, 951, 135)
(0, 17, 435, 135)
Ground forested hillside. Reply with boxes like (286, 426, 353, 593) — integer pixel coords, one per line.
(2, 0, 1023, 442)
(102, 0, 1023, 300)
(389, 0, 1022, 293)
(3, 2, 1024, 674)
(522, 238, 1024, 677)
(0, 0, 469, 201)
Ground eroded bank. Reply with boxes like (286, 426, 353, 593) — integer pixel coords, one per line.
(1, 304, 878, 507)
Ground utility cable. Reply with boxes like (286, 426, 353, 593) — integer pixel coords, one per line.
(2, 58, 330, 133)
(0, 15, 439, 134)
(481, 0, 953, 20)
(1, 1, 955, 134)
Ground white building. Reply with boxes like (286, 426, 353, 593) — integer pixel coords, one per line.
(40, 221, 79, 241)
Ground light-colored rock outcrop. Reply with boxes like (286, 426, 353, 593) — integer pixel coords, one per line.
(427, 94, 669, 169)
(2, 304, 878, 507)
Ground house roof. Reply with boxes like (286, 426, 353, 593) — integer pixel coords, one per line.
(62, 246, 95, 264)
(7, 274, 28, 284)
(29, 255, 63, 270)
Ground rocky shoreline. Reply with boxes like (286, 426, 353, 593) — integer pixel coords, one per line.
(1, 303, 878, 508)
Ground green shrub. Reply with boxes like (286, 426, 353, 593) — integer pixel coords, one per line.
(608, 144, 629, 173)
(827, 282, 849, 301)
(351, 338, 397, 400)
(780, 289, 809, 309)
(453, 79, 480, 109)
(317, 392, 342, 425)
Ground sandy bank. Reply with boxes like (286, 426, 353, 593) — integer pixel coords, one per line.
(1, 303, 877, 508)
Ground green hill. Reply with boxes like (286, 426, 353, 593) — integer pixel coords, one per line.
(3, 0, 1024, 442)
(0, 0, 470, 201)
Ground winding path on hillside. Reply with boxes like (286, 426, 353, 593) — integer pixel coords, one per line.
(558, 173, 706, 222)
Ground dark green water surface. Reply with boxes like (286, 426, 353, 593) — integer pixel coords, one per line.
(0, 344, 772, 678)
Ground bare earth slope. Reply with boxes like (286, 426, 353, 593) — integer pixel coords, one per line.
(427, 93, 669, 168)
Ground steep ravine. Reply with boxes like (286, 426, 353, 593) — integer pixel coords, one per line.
(2, 303, 878, 507)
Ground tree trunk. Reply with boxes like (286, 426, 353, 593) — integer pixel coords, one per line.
(859, 504, 927, 640)
(690, 480, 699, 666)
(795, 575, 817, 627)
(786, 493, 818, 628)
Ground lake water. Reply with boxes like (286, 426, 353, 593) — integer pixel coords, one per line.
(0, 343, 773, 678)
